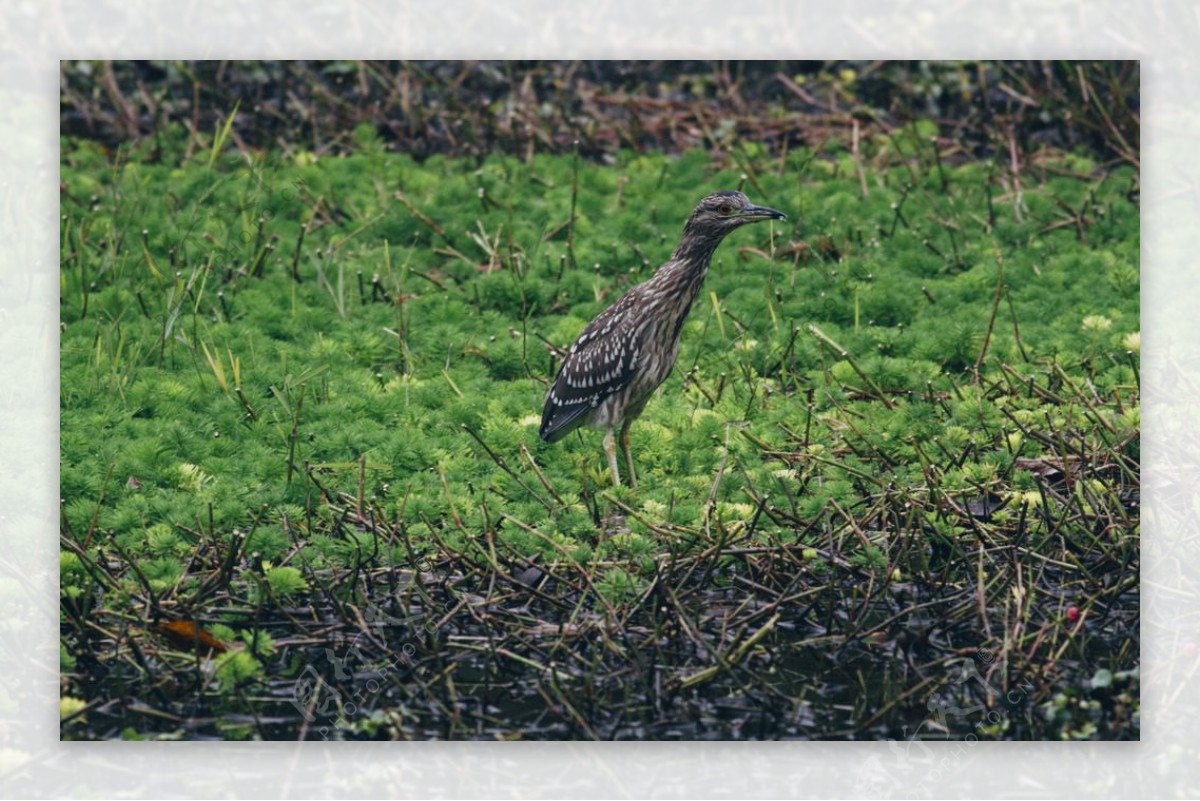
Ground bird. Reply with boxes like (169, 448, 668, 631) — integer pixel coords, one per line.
(538, 190, 787, 488)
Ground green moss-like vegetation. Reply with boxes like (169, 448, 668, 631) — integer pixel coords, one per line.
(60, 124, 1138, 740)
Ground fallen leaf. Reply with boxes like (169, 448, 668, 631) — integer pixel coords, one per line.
(150, 620, 229, 657)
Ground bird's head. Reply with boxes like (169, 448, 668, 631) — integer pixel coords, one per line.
(683, 191, 787, 236)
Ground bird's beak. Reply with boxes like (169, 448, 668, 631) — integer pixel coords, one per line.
(739, 204, 787, 222)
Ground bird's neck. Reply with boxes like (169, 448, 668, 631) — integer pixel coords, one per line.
(652, 252, 711, 299)
(653, 228, 724, 296)
(670, 227, 725, 269)
(642, 232, 724, 328)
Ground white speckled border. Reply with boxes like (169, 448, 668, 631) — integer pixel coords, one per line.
(2, 2, 1174, 796)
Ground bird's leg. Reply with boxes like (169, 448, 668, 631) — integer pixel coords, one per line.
(620, 421, 637, 489)
(603, 427, 622, 487)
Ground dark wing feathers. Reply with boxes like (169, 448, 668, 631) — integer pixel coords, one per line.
(539, 293, 643, 442)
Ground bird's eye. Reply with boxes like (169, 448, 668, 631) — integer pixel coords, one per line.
(718, 204, 733, 216)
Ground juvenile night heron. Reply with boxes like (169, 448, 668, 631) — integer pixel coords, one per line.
(538, 190, 787, 487)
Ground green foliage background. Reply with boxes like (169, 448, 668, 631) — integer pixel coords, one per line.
(61, 126, 1138, 570)
(60, 113, 1139, 739)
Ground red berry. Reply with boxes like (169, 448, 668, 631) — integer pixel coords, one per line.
(1066, 606, 1080, 623)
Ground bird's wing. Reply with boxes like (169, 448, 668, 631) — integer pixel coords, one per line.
(539, 293, 643, 442)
